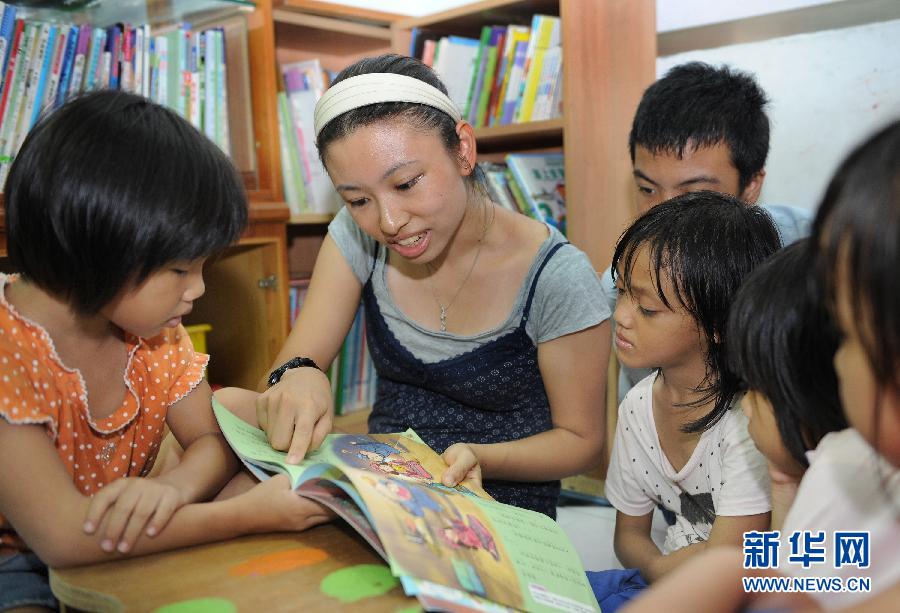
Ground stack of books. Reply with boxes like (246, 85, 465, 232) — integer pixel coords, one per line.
(277, 58, 342, 216)
(410, 14, 563, 128)
(0, 2, 240, 184)
(480, 152, 566, 235)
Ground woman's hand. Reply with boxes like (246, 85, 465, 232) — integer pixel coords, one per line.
(441, 443, 482, 489)
(82, 476, 188, 553)
(256, 367, 334, 464)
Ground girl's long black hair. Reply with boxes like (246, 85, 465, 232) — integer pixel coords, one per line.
(612, 191, 781, 432)
(728, 240, 848, 467)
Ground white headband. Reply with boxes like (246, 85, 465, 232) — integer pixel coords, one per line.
(313, 73, 462, 138)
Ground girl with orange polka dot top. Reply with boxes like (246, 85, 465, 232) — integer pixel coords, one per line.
(0, 91, 329, 610)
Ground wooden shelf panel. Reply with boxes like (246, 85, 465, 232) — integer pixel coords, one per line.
(474, 118, 563, 153)
(276, 0, 402, 25)
(395, 0, 559, 35)
(273, 8, 392, 39)
(288, 213, 334, 225)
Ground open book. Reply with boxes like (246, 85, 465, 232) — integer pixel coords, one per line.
(213, 399, 599, 613)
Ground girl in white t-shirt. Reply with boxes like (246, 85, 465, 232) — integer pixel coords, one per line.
(617, 121, 900, 613)
(727, 239, 848, 530)
(587, 191, 781, 609)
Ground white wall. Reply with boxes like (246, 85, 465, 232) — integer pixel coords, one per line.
(658, 18, 900, 210)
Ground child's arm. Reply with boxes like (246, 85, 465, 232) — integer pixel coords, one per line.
(442, 321, 609, 485)
(83, 381, 240, 550)
(613, 509, 662, 578)
(649, 512, 769, 581)
(0, 418, 330, 568)
(613, 509, 769, 582)
(619, 546, 820, 613)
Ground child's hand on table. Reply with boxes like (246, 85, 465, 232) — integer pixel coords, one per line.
(82, 476, 188, 553)
(441, 443, 482, 489)
(240, 474, 334, 532)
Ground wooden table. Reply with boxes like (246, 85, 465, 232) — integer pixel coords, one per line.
(50, 522, 417, 612)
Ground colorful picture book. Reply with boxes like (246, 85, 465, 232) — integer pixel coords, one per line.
(213, 400, 599, 613)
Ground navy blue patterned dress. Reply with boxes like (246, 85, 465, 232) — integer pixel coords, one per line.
(364, 242, 568, 518)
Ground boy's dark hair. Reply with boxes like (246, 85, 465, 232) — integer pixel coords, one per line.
(728, 240, 848, 467)
(814, 119, 900, 394)
(629, 62, 770, 193)
(316, 53, 485, 191)
(4, 90, 247, 316)
(612, 191, 781, 433)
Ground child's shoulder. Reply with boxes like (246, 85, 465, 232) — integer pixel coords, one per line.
(811, 428, 897, 482)
(129, 325, 209, 404)
(617, 373, 654, 419)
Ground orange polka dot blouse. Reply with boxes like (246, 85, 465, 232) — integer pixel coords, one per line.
(0, 275, 209, 555)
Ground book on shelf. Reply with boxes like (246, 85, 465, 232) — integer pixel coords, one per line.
(493, 25, 530, 126)
(0, 1, 248, 183)
(334, 304, 376, 415)
(431, 35, 479, 114)
(478, 162, 520, 214)
(280, 58, 342, 215)
(506, 152, 566, 235)
(213, 399, 600, 613)
(515, 15, 561, 124)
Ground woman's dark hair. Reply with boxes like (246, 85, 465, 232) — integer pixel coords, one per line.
(728, 240, 848, 467)
(4, 89, 247, 316)
(612, 191, 781, 432)
(315, 53, 485, 192)
(813, 120, 900, 395)
(629, 62, 770, 193)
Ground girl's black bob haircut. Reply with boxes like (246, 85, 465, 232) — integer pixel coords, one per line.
(727, 240, 848, 468)
(813, 120, 900, 394)
(612, 191, 781, 433)
(4, 89, 247, 316)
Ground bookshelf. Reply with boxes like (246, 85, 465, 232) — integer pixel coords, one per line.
(0, 0, 291, 391)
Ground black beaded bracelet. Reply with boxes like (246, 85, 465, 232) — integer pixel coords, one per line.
(266, 356, 321, 387)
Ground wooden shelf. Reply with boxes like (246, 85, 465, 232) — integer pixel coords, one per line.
(276, 0, 403, 25)
(288, 213, 335, 225)
(394, 0, 559, 33)
(273, 8, 392, 39)
(474, 118, 564, 153)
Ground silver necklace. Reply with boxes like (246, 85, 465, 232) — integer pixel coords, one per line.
(425, 208, 493, 332)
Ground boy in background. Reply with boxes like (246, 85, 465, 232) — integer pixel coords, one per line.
(603, 62, 811, 402)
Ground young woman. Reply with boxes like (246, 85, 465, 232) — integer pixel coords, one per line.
(256, 54, 608, 517)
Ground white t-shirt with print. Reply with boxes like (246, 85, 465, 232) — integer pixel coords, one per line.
(779, 428, 899, 609)
(606, 375, 771, 554)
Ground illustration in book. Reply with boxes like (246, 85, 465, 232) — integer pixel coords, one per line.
(213, 399, 599, 613)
